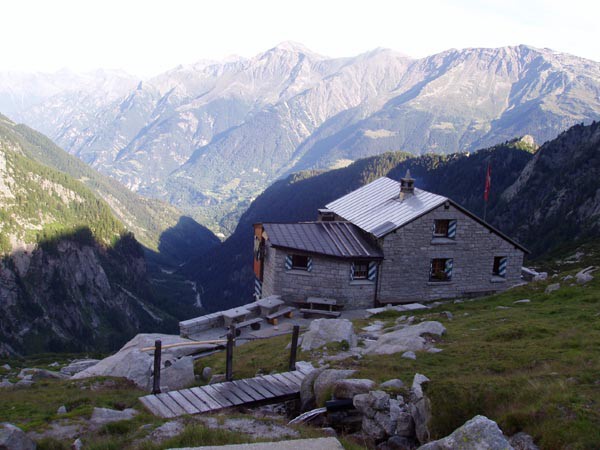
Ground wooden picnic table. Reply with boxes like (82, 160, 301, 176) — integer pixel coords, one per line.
(256, 296, 285, 316)
(222, 306, 251, 327)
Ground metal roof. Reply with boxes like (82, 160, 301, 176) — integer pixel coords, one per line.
(263, 222, 383, 259)
(326, 177, 448, 238)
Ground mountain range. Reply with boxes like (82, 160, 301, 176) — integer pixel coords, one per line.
(2, 43, 599, 235)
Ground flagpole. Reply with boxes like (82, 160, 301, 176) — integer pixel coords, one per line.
(483, 199, 487, 222)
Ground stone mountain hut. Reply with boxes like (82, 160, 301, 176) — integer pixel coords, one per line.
(253, 172, 528, 309)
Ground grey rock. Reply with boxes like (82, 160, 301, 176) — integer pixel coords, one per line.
(300, 367, 325, 411)
(60, 359, 100, 375)
(18, 368, 69, 380)
(332, 379, 376, 399)
(576, 267, 595, 284)
(514, 299, 531, 304)
(442, 311, 453, 320)
(380, 379, 405, 391)
(362, 416, 388, 440)
(301, 319, 357, 351)
(353, 390, 390, 417)
(160, 356, 195, 392)
(364, 322, 446, 355)
(545, 283, 560, 294)
(73, 333, 205, 391)
(1, 364, 11, 370)
(149, 420, 185, 441)
(15, 380, 34, 387)
(313, 369, 355, 405)
(410, 374, 431, 444)
(0, 379, 14, 389)
(496, 306, 511, 310)
(427, 348, 443, 353)
(295, 361, 315, 373)
(418, 415, 514, 450)
(509, 431, 539, 450)
(402, 351, 416, 360)
(72, 438, 83, 450)
(386, 435, 416, 449)
(0, 423, 36, 450)
(57, 405, 67, 414)
(396, 411, 415, 437)
(201, 366, 212, 381)
(533, 272, 548, 281)
(90, 407, 138, 425)
(321, 427, 337, 437)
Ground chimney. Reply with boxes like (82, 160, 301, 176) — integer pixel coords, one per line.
(399, 169, 415, 201)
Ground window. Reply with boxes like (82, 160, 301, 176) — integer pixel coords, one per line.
(492, 256, 507, 277)
(285, 254, 312, 271)
(430, 258, 453, 281)
(433, 219, 457, 238)
(352, 261, 369, 280)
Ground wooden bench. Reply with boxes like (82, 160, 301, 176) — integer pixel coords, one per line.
(265, 306, 295, 325)
(233, 317, 263, 336)
(300, 308, 341, 318)
(298, 297, 341, 318)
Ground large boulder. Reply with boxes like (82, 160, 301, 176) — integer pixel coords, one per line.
(313, 369, 356, 406)
(301, 319, 357, 351)
(60, 359, 100, 376)
(332, 379, 376, 399)
(160, 356, 195, 391)
(364, 322, 446, 355)
(73, 334, 200, 391)
(0, 423, 36, 450)
(418, 415, 514, 450)
(300, 368, 326, 411)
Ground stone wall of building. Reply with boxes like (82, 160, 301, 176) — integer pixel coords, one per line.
(377, 203, 525, 303)
(261, 243, 377, 309)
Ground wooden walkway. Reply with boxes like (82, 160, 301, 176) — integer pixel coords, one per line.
(139, 368, 311, 418)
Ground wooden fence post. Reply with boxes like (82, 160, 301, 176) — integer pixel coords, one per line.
(152, 339, 162, 394)
(289, 325, 300, 371)
(225, 324, 235, 381)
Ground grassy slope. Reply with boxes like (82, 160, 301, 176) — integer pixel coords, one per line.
(197, 246, 600, 449)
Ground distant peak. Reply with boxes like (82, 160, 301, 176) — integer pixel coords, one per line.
(271, 41, 314, 54)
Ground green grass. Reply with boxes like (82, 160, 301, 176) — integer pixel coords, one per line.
(0, 377, 150, 431)
(195, 263, 600, 449)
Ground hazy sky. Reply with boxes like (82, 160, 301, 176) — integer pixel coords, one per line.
(2, 0, 598, 76)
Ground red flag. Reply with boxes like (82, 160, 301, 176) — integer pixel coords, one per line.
(484, 164, 491, 202)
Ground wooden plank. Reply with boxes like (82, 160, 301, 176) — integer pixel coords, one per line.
(284, 370, 306, 384)
(178, 389, 211, 413)
(242, 378, 275, 398)
(272, 373, 298, 391)
(139, 395, 176, 418)
(279, 372, 302, 387)
(255, 376, 287, 396)
(211, 384, 245, 405)
(222, 382, 255, 403)
(168, 391, 200, 415)
(231, 380, 265, 401)
(261, 374, 294, 395)
(189, 387, 224, 411)
(155, 393, 188, 416)
(201, 384, 235, 407)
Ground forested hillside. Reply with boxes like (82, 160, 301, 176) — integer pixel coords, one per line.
(0, 115, 178, 355)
